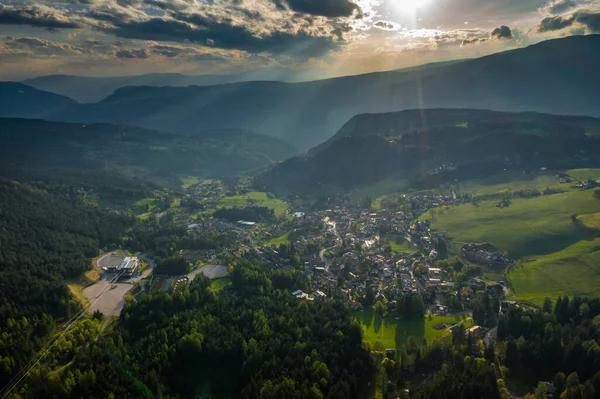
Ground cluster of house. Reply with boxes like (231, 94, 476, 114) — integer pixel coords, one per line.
(279, 200, 457, 308)
(290, 289, 328, 302)
(461, 243, 512, 267)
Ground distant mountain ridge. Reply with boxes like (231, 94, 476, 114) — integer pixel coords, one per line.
(23, 73, 234, 103)
(4, 35, 600, 150)
(0, 82, 77, 118)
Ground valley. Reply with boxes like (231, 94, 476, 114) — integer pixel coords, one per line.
(2, 33, 600, 399)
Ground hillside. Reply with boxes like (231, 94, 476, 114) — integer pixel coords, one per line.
(3, 35, 599, 150)
(256, 109, 600, 195)
(0, 82, 77, 118)
(0, 119, 297, 182)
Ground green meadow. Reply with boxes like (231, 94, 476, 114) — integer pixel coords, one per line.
(421, 171, 600, 303)
(352, 308, 471, 349)
(266, 231, 290, 246)
(210, 277, 232, 291)
(450, 169, 600, 197)
(388, 236, 416, 253)
(420, 190, 600, 259)
(219, 191, 288, 217)
(508, 238, 600, 305)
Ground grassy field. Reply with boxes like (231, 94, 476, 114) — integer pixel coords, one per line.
(452, 172, 563, 196)
(349, 178, 410, 205)
(180, 176, 200, 189)
(566, 168, 600, 181)
(131, 197, 158, 215)
(451, 169, 600, 197)
(388, 236, 416, 253)
(219, 191, 288, 217)
(210, 277, 231, 291)
(67, 269, 100, 307)
(421, 190, 600, 259)
(580, 212, 600, 229)
(508, 237, 600, 305)
(266, 231, 290, 247)
(353, 308, 471, 349)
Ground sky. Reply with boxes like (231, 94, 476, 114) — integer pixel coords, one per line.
(0, 0, 599, 80)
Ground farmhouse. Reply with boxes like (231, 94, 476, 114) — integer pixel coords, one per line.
(461, 243, 503, 266)
(466, 325, 483, 338)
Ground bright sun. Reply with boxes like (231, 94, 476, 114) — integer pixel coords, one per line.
(392, 0, 431, 14)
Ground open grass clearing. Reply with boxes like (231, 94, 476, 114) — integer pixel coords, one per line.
(266, 231, 290, 247)
(566, 168, 600, 181)
(449, 169, 600, 198)
(452, 172, 567, 196)
(219, 191, 288, 217)
(387, 236, 416, 253)
(353, 308, 471, 349)
(421, 190, 600, 259)
(579, 212, 600, 229)
(180, 176, 200, 188)
(508, 237, 600, 305)
(210, 277, 231, 291)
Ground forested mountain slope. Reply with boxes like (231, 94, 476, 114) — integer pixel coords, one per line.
(257, 109, 600, 194)
(0, 118, 296, 182)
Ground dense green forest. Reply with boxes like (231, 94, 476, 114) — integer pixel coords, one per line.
(0, 179, 132, 387)
(9, 258, 376, 399)
(0, 118, 297, 183)
(498, 296, 600, 398)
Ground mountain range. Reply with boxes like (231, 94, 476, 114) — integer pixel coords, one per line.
(1, 35, 599, 152)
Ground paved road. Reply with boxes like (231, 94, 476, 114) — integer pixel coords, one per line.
(484, 326, 497, 348)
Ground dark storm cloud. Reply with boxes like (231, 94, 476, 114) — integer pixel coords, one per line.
(102, 14, 340, 57)
(373, 20, 398, 31)
(537, 15, 575, 31)
(0, 5, 81, 29)
(538, 10, 600, 32)
(462, 37, 484, 45)
(574, 11, 600, 33)
(115, 48, 150, 58)
(545, 0, 577, 14)
(275, 0, 361, 18)
(491, 25, 513, 39)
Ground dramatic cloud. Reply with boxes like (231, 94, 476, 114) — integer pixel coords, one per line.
(275, 0, 361, 18)
(461, 37, 485, 45)
(542, 0, 577, 14)
(115, 48, 150, 59)
(101, 17, 340, 57)
(0, 4, 82, 29)
(373, 20, 399, 31)
(491, 25, 513, 39)
(1, 36, 88, 56)
(575, 11, 600, 32)
(538, 15, 575, 31)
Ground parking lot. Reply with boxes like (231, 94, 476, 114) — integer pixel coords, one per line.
(83, 281, 133, 316)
